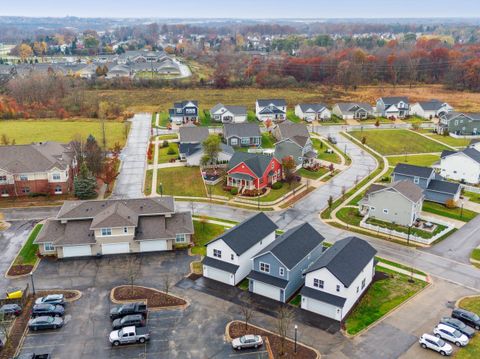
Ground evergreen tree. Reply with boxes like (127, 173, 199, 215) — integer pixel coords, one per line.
(74, 162, 97, 199)
(85, 134, 103, 176)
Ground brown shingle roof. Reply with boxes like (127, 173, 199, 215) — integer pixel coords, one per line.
(90, 202, 139, 229)
(366, 180, 423, 203)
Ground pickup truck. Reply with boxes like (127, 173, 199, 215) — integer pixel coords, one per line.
(109, 302, 147, 320)
(109, 326, 150, 346)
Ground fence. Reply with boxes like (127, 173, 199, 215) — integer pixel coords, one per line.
(461, 184, 480, 194)
(233, 183, 307, 207)
(0, 284, 30, 308)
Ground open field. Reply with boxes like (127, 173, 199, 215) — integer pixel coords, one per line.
(387, 154, 440, 167)
(0, 119, 128, 147)
(423, 133, 471, 147)
(349, 129, 449, 155)
(157, 166, 206, 197)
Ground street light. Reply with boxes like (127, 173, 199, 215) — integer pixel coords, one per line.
(460, 200, 464, 219)
(159, 182, 163, 197)
(294, 324, 298, 354)
(30, 272, 36, 296)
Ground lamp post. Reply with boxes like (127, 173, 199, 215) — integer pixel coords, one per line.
(294, 324, 298, 354)
(460, 200, 464, 219)
(30, 272, 36, 296)
(159, 182, 163, 197)
(407, 225, 411, 246)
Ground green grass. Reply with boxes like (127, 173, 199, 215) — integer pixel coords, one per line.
(289, 294, 301, 307)
(14, 224, 43, 266)
(457, 296, 480, 359)
(287, 109, 302, 123)
(192, 216, 238, 225)
(349, 129, 449, 155)
(471, 248, 480, 261)
(387, 154, 440, 167)
(191, 221, 227, 256)
(345, 268, 427, 335)
(261, 132, 276, 148)
(297, 167, 329, 180)
(0, 119, 128, 147)
(238, 279, 249, 291)
(313, 138, 341, 164)
(366, 218, 448, 239)
(157, 134, 178, 140)
(465, 191, 480, 204)
(157, 144, 179, 164)
(157, 166, 206, 197)
(425, 133, 471, 147)
(208, 179, 233, 199)
(258, 182, 301, 202)
(336, 207, 363, 227)
(144, 170, 153, 196)
(422, 201, 477, 222)
(247, 110, 257, 123)
(376, 257, 426, 276)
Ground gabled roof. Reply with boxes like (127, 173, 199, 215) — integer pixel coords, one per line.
(227, 152, 275, 178)
(206, 212, 278, 256)
(393, 163, 434, 179)
(442, 112, 480, 122)
(300, 286, 346, 307)
(416, 100, 447, 111)
(90, 202, 139, 229)
(276, 121, 310, 147)
(174, 100, 198, 109)
(179, 142, 234, 157)
(202, 256, 239, 274)
(297, 103, 328, 113)
(257, 99, 286, 107)
(427, 179, 461, 195)
(247, 270, 289, 289)
(179, 125, 209, 143)
(254, 223, 324, 270)
(335, 102, 373, 114)
(210, 103, 247, 116)
(223, 123, 261, 138)
(305, 237, 377, 287)
(379, 96, 409, 105)
(441, 148, 480, 164)
(364, 180, 424, 203)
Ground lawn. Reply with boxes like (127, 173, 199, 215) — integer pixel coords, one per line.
(344, 268, 427, 335)
(313, 138, 341, 164)
(289, 294, 302, 307)
(157, 166, 206, 197)
(425, 133, 470, 147)
(238, 279, 249, 291)
(191, 221, 227, 256)
(349, 129, 449, 155)
(144, 170, 153, 196)
(336, 207, 363, 227)
(261, 132, 276, 148)
(157, 134, 178, 140)
(14, 224, 43, 266)
(387, 154, 440, 167)
(0, 119, 128, 147)
(471, 248, 480, 261)
(259, 181, 301, 202)
(465, 191, 480, 204)
(456, 296, 480, 359)
(297, 167, 330, 180)
(422, 201, 477, 222)
(157, 144, 179, 164)
(287, 109, 302, 123)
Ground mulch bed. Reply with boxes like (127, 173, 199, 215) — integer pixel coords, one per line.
(0, 297, 33, 359)
(229, 321, 317, 359)
(36, 289, 79, 301)
(7, 264, 33, 276)
(112, 286, 186, 308)
(188, 273, 202, 281)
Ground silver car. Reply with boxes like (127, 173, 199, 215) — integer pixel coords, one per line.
(231, 335, 263, 350)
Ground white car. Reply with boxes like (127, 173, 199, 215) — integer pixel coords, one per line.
(434, 324, 469, 347)
(231, 335, 263, 350)
(419, 333, 453, 356)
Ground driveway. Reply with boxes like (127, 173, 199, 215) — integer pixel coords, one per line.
(111, 113, 151, 199)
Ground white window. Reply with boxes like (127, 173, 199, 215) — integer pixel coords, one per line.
(370, 206, 376, 212)
(231, 138, 238, 146)
(213, 249, 221, 258)
(241, 138, 250, 145)
(20, 175, 28, 181)
(336, 285, 340, 292)
(123, 227, 129, 234)
(44, 243, 54, 252)
(413, 176, 419, 184)
(54, 185, 62, 193)
(279, 267, 284, 276)
(0, 175, 6, 182)
(101, 228, 112, 236)
(22, 187, 30, 193)
(52, 173, 61, 181)
(361, 278, 366, 289)
(259, 262, 270, 273)
(313, 279, 324, 289)
(230, 254, 234, 260)
(383, 209, 389, 214)
(175, 233, 186, 243)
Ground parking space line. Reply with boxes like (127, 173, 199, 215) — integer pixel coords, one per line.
(22, 343, 65, 349)
(229, 350, 268, 357)
(26, 332, 65, 337)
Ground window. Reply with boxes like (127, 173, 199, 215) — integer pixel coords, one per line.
(336, 285, 340, 292)
(1, 188, 8, 195)
(123, 227, 129, 234)
(413, 176, 419, 184)
(230, 254, 234, 261)
(383, 209, 389, 214)
(361, 278, 366, 289)
(0, 175, 6, 182)
(279, 267, 284, 276)
(44, 243, 54, 252)
(21, 187, 30, 193)
(259, 262, 270, 273)
(101, 228, 112, 236)
(231, 138, 238, 146)
(20, 175, 28, 181)
(370, 206, 375, 212)
(213, 249, 221, 258)
(175, 233, 186, 243)
(54, 185, 62, 193)
(52, 173, 61, 181)
(241, 138, 250, 145)
(356, 286, 359, 293)
(313, 279, 324, 289)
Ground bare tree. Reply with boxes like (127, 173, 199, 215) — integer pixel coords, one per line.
(163, 274, 171, 294)
(126, 257, 141, 296)
(276, 305, 295, 356)
(240, 297, 255, 334)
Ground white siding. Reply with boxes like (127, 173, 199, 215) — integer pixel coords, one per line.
(301, 297, 341, 320)
(439, 153, 480, 184)
(252, 281, 281, 301)
(139, 240, 168, 252)
(62, 245, 92, 258)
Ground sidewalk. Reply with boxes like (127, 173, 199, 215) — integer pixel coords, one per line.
(376, 262, 428, 282)
(420, 211, 465, 229)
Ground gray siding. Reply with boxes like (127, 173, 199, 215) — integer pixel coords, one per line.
(425, 190, 452, 204)
(447, 118, 480, 135)
(392, 173, 429, 190)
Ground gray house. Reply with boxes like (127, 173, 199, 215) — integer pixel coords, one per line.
(376, 97, 410, 118)
(247, 223, 325, 303)
(210, 103, 247, 123)
(273, 121, 316, 169)
(437, 112, 480, 136)
(331, 103, 373, 120)
(392, 163, 461, 205)
(223, 123, 262, 148)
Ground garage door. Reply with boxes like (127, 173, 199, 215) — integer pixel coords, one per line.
(139, 240, 168, 252)
(102, 243, 130, 255)
(252, 281, 280, 301)
(204, 266, 231, 285)
(62, 245, 92, 258)
(303, 297, 340, 320)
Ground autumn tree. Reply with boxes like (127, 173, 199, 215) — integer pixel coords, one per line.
(202, 135, 221, 165)
(18, 43, 33, 60)
(99, 157, 119, 192)
(282, 156, 296, 187)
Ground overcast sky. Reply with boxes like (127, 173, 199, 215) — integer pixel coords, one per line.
(1, 0, 478, 18)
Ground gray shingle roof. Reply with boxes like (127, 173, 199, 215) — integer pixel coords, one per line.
(427, 179, 461, 195)
(179, 125, 209, 144)
(393, 163, 434, 179)
(366, 181, 424, 203)
(298, 103, 328, 113)
(223, 123, 261, 139)
(202, 256, 239, 274)
(211, 103, 247, 116)
(442, 148, 480, 164)
(247, 270, 289, 289)
(443, 112, 480, 122)
(90, 202, 139, 229)
(305, 237, 377, 287)
(335, 103, 373, 115)
(380, 96, 409, 105)
(276, 121, 310, 147)
(227, 152, 275, 178)
(135, 212, 194, 240)
(207, 212, 278, 256)
(300, 286, 346, 307)
(416, 100, 446, 111)
(257, 99, 286, 107)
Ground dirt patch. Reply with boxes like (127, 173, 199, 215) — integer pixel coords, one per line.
(7, 264, 33, 277)
(188, 273, 202, 281)
(112, 285, 186, 309)
(229, 321, 318, 359)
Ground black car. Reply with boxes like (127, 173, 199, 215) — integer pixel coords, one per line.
(440, 317, 476, 338)
(110, 302, 147, 320)
(31, 304, 64, 318)
(28, 316, 63, 331)
(112, 314, 146, 330)
(452, 308, 480, 330)
(0, 304, 22, 317)
(13, 354, 51, 359)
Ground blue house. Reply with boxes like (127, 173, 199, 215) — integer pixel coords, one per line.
(169, 100, 199, 124)
(247, 223, 324, 303)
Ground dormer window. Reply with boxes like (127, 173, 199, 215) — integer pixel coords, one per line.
(52, 173, 61, 181)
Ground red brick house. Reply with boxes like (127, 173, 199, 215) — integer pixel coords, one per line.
(227, 152, 282, 191)
(0, 142, 78, 197)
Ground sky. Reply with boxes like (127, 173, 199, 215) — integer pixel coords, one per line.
(1, 0, 479, 18)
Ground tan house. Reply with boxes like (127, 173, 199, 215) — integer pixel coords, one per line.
(35, 197, 193, 258)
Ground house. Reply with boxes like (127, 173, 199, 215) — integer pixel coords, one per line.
(179, 142, 234, 166)
(255, 99, 287, 122)
(0, 142, 77, 198)
(437, 112, 480, 136)
(210, 104, 247, 123)
(438, 148, 480, 184)
(226, 152, 282, 191)
(273, 121, 316, 169)
(248, 223, 324, 302)
(376, 97, 410, 118)
(410, 100, 452, 120)
(469, 139, 480, 152)
(301, 237, 377, 321)
(179, 125, 209, 144)
(392, 163, 461, 204)
(295, 103, 331, 122)
(223, 123, 262, 148)
(169, 100, 199, 125)
(359, 181, 424, 227)
(331, 103, 373, 120)
(34, 197, 193, 258)
(202, 212, 278, 285)
(105, 64, 132, 79)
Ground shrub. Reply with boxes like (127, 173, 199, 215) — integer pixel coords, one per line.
(381, 176, 390, 182)
(445, 199, 457, 209)
(271, 182, 283, 190)
(230, 188, 238, 195)
(167, 146, 176, 155)
(162, 140, 169, 148)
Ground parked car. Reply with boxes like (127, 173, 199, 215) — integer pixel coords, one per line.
(327, 135, 337, 144)
(440, 317, 476, 338)
(31, 304, 64, 318)
(433, 324, 469, 347)
(112, 314, 146, 330)
(109, 326, 150, 346)
(419, 333, 453, 356)
(110, 302, 147, 320)
(452, 308, 480, 330)
(35, 294, 65, 306)
(13, 354, 51, 359)
(231, 335, 263, 350)
(28, 316, 64, 331)
(0, 304, 22, 317)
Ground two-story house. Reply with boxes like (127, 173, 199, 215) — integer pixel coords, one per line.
(437, 112, 480, 136)
(438, 148, 480, 185)
(273, 121, 316, 169)
(34, 197, 193, 258)
(376, 97, 409, 118)
(248, 223, 324, 303)
(210, 104, 247, 123)
(331, 103, 373, 120)
(359, 181, 424, 227)
(202, 213, 278, 285)
(301, 237, 377, 321)
(255, 99, 287, 122)
(223, 123, 262, 148)
(169, 100, 199, 124)
(410, 99, 453, 120)
(295, 103, 331, 122)
(392, 163, 461, 205)
(0, 142, 77, 198)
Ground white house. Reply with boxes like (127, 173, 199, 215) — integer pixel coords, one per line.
(376, 97, 409, 118)
(295, 104, 331, 122)
(410, 100, 453, 120)
(179, 143, 234, 166)
(438, 148, 480, 184)
(332, 103, 373, 120)
(255, 99, 287, 122)
(202, 213, 278, 285)
(300, 237, 377, 321)
(210, 103, 247, 123)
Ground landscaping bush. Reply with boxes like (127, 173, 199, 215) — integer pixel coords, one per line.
(271, 182, 283, 190)
(167, 146, 176, 155)
(230, 188, 238, 195)
(162, 140, 169, 148)
(445, 199, 457, 209)
(381, 176, 390, 182)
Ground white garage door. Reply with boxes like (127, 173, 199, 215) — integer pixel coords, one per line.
(102, 243, 130, 255)
(139, 240, 168, 252)
(303, 297, 340, 320)
(204, 266, 231, 285)
(252, 281, 280, 301)
(62, 245, 92, 258)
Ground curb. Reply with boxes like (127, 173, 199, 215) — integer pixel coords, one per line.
(36, 289, 83, 302)
(454, 294, 480, 309)
(110, 285, 189, 311)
